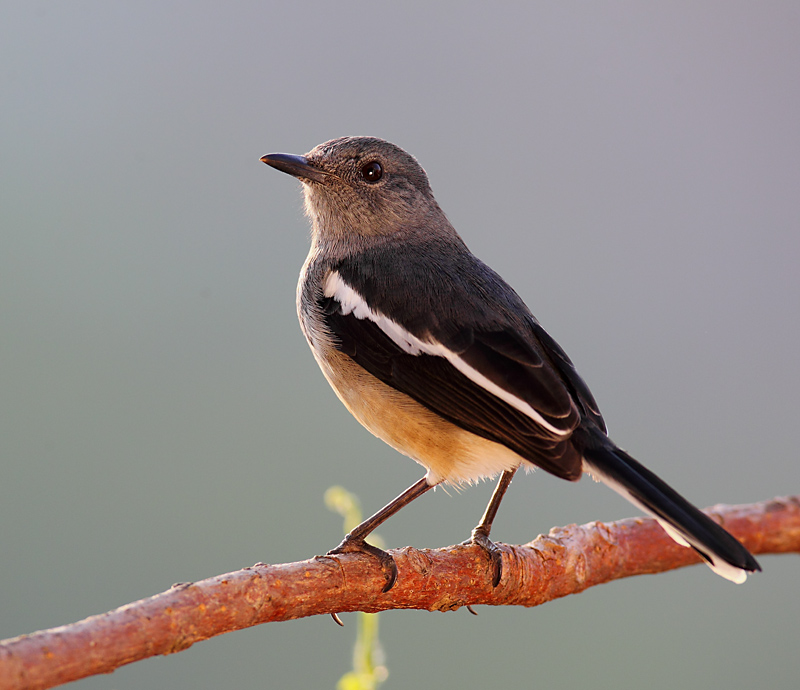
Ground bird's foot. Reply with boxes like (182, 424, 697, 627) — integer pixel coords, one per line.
(327, 536, 398, 593)
(463, 526, 504, 587)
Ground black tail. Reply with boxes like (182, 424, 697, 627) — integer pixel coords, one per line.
(574, 427, 761, 583)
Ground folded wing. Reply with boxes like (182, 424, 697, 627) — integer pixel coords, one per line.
(321, 271, 589, 480)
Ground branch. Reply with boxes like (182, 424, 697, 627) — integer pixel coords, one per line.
(2, 496, 798, 690)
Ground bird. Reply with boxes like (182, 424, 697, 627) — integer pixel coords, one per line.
(261, 136, 761, 592)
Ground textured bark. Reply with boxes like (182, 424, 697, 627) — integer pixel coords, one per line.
(1, 496, 798, 690)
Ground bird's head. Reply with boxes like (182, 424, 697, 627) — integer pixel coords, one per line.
(262, 136, 447, 244)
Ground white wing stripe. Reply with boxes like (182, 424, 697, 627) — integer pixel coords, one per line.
(324, 271, 570, 437)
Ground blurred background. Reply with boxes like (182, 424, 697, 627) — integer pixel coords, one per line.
(2, 2, 798, 688)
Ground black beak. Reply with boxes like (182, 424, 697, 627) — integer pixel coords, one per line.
(260, 153, 330, 183)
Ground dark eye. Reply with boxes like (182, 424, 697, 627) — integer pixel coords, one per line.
(360, 161, 383, 183)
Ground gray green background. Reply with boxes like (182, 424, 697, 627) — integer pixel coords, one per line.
(2, 3, 798, 688)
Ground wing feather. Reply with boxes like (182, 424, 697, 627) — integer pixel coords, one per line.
(321, 272, 584, 480)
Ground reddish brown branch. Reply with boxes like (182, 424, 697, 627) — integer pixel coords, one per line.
(1, 496, 798, 690)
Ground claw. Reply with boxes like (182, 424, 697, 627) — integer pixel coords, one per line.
(464, 528, 504, 587)
(328, 536, 398, 592)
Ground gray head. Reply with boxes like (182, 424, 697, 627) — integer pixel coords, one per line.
(261, 137, 453, 244)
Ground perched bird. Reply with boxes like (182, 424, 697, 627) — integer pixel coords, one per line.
(261, 136, 760, 591)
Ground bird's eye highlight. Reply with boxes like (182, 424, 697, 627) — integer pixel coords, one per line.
(360, 161, 383, 183)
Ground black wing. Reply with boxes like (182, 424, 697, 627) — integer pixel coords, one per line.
(322, 296, 586, 480)
(529, 321, 606, 433)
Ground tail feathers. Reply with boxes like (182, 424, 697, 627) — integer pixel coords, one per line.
(579, 440, 761, 584)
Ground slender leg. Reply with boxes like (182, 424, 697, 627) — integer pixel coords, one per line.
(327, 476, 433, 592)
(464, 468, 516, 587)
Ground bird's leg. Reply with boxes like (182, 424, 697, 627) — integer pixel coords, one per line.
(327, 476, 433, 592)
(464, 468, 516, 587)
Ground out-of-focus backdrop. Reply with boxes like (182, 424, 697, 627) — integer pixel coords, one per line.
(2, 3, 798, 688)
